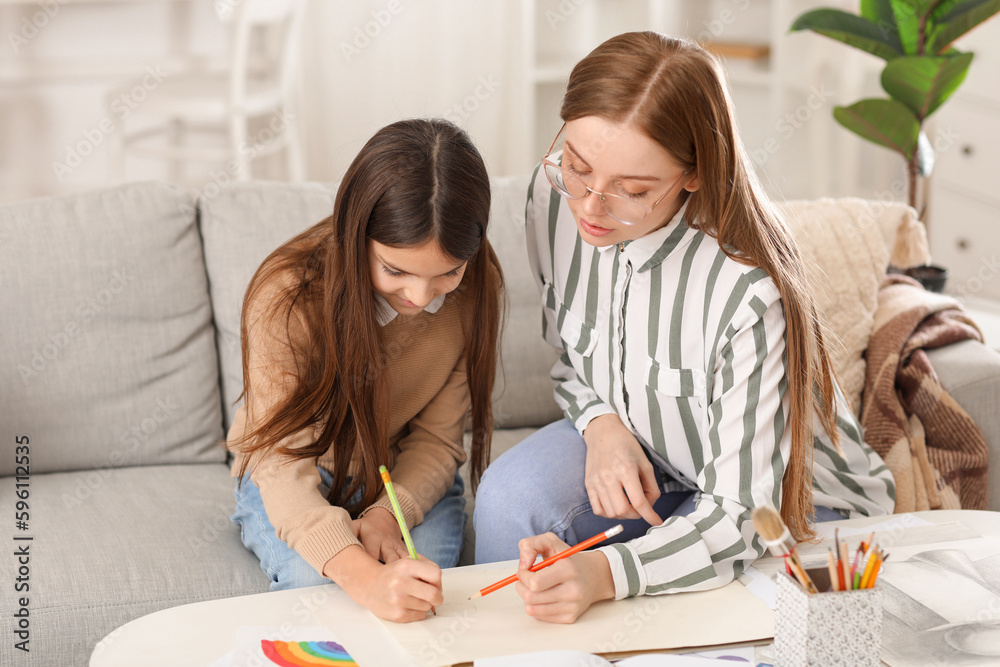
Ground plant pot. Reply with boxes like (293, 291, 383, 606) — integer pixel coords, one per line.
(903, 264, 949, 293)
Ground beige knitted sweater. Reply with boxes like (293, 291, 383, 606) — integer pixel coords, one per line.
(227, 285, 469, 576)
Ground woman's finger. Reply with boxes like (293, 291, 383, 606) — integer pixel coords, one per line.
(623, 473, 663, 526)
(586, 484, 607, 518)
(518, 532, 568, 569)
(599, 485, 640, 520)
(525, 600, 584, 624)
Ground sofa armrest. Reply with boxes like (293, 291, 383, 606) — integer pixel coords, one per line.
(925, 339, 1000, 511)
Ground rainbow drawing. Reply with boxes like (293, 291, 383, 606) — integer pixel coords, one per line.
(260, 639, 357, 666)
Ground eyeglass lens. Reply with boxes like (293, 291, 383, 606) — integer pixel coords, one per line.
(543, 162, 648, 225)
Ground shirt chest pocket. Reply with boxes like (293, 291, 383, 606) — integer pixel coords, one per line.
(543, 280, 599, 357)
(647, 359, 707, 409)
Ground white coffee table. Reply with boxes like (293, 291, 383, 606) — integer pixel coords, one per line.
(90, 510, 1000, 667)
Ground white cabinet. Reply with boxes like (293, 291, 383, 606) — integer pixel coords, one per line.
(930, 15, 1000, 302)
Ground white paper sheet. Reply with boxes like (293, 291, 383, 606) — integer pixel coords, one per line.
(741, 566, 776, 610)
(813, 514, 933, 540)
(876, 536, 1000, 666)
(369, 562, 774, 667)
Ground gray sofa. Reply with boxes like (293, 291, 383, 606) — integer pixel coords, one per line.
(2, 178, 998, 667)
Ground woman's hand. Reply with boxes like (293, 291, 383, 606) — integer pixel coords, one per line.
(323, 546, 442, 623)
(352, 507, 411, 563)
(583, 414, 663, 525)
(513, 533, 616, 624)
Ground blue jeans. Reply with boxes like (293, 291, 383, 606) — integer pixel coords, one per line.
(473, 419, 845, 563)
(232, 467, 466, 591)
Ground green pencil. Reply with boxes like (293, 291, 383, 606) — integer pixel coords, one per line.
(378, 465, 417, 560)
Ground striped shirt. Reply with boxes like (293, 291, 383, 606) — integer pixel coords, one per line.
(525, 163, 895, 599)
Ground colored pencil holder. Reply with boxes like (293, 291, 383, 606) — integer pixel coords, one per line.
(774, 567, 883, 667)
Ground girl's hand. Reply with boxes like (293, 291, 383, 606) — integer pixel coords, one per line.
(514, 533, 616, 624)
(352, 507, 411, 563)
(323, 546, 443, 623)
(583, 414, 663, 525)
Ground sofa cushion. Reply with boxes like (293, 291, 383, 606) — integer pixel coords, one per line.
(198, 182, 338, 430)
(777, 198, 930, 414)
(199, 179, 562, 433)
(487, 176, 563, 429)
(0, 182, 225, 474)
(926, 339, 1000, 511)
(0, 464, 270, 667)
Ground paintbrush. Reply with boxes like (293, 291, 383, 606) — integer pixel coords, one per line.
(752, 505, 818, 594)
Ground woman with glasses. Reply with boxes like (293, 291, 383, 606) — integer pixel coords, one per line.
(228, 119, 504, 622)
(473, 32, 894, 623)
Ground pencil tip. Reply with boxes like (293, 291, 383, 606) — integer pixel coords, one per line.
(470, 592, 481, 599)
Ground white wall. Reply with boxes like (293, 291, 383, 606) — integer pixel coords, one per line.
(0, 1, 229, 200)
(0, 0, 924, 207)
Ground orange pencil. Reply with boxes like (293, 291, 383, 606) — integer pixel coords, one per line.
(859, 549, 880, 589)
(838, 537, 849, 590)
(868, 553, 889, 588)
(470, 524, 624, 599)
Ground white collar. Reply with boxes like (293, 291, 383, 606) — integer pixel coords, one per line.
(374, 293, 447, 326)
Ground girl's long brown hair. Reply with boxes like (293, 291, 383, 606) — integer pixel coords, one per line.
(233, 118, 504, 516)
(562, 32, 838, 541)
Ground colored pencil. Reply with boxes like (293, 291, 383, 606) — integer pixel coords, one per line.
(867, 553, 889, 588)
(379, 465, 435, 614)
(859, 549, 879, 589)
(378, 465, 417, 559)
(470, 524, 624, 599)
(850, 544, 863, 584)
(860, 549, 881, 589)
(839, 536, 849, 591)
(827, 549, 840, 591)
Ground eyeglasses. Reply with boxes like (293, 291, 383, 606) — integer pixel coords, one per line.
(542, 123, 689, 226)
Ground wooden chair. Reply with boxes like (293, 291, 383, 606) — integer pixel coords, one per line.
(106, 0, 307, 184)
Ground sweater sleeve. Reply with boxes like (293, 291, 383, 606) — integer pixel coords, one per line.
(377, 352, 470, 529)
(599, 280, 787, 598)
(229, 277, 362, 576)
(525, 163, 615, 434)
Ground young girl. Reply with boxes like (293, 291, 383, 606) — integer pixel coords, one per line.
(474, 32, 894, 623)
(229, 118, 504, 623)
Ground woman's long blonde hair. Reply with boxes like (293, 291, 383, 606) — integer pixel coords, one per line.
(563, 32, 838, 540)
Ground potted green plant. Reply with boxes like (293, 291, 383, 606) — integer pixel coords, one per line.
(790, 0, 1000, 291)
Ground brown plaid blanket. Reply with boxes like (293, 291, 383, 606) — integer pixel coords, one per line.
(859, 274, 989, 511)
